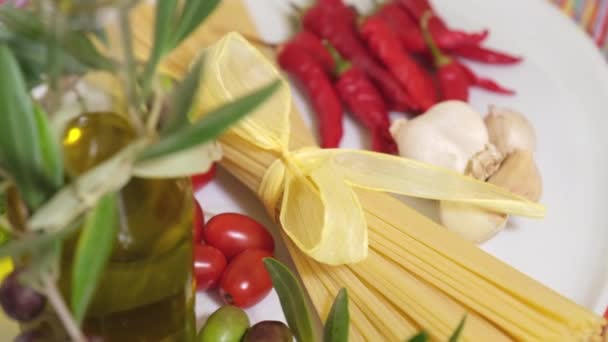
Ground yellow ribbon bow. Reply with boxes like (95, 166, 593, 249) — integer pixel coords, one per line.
(194, 33, 545, 265)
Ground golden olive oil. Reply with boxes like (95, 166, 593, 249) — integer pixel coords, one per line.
(60, 112, 196, 341)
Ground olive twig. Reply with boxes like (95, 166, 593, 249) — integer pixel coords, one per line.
(146, 84, 165, 134)
(117, 6, 145, 134)
(41, 273, 86, 342)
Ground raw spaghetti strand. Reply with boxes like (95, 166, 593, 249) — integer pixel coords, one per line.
(113, 3, 607, 340)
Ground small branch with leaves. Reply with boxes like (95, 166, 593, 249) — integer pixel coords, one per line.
(0, 0, 278, 340)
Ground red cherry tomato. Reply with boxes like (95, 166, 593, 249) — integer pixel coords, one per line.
(204, 213, 274, 259)
(219, 249, 273, 308)
(194, 245, 227, 291)
(191, 164, 217, 192)
(193, 199, 204, 244)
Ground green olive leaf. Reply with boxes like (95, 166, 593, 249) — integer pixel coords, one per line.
(138, 80, 280, 161)
(263, 258, 317, 342)
(160, 55, 205, 136)
(0, 228, 10, 247)
(0, 6, 43, 39)
(152, 0, 177, 57)
(171, 0, 221, 47)
(407, 331, 429, 342)
(33, 105, 64, 190)
(71, 192, 118, 324)
(448, 316, 467, 342)
(141, 0, 178, 92)
(133, 141, 221, 178)
(0, 196, 11, 246)
(28, 140, 145, 234)
(0, 43, 49, 209)
(61, 27, 115, 71)
(324, 288, 349, 342)
(0, 219, 80, 259)
(0, 6, 114, 73)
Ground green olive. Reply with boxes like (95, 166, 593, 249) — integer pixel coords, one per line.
(197, 305, 250, 342)
(242, 321, 293, 342)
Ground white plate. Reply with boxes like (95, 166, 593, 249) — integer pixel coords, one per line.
(195, 0, 608, 326)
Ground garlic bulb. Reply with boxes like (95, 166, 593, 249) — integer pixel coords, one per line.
(390, 101, 489, 174)
(484, 106, 536, 154)
(391, 101, 542, 244)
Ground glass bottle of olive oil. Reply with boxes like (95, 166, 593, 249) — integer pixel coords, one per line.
(59, 112, 196, 341)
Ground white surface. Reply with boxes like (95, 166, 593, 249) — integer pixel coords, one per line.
(195, 0, 608, 327)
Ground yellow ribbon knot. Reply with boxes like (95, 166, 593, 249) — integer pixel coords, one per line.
(196, 33, 545, 266)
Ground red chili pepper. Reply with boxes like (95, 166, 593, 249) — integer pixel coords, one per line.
(421, 12, 469, 101)
(459, 62, 515, 95)
(451, 45, 522, 65)
(317, 0, 357, 26)
(377, 2, 485, 53)
(398, 0, 432, 18)
(397, 0, 488, 50)
(361, 15, 437, 111)
(290, 31, 336, 72)
(420, 11, 514, 99)
(302, 3, 414, 111)
(330, 47, 397, 153)
(376, 2, 425, 52)
(278, 43, 343, 148)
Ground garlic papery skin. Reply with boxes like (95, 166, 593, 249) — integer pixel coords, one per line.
(485, 106, 536, 154)
(390, 101, 489, 173)
(487, 149, 542, 202)
(466, 143, 505, 181)
(439, 201, 508, 243)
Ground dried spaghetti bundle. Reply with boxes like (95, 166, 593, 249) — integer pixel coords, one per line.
(121, 2, 605, 341)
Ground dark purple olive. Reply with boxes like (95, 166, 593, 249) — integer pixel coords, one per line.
(0, 270, 46, 322)
(242, 321, 293, 342)
(13, 326, 51, 342)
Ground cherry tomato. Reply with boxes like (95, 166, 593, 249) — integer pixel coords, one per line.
(193, 199, 204, 244)
(219, 249, 273, 308)
(191, 164, 217, 192)
(204, 213, 274, 259)
(194, 245, 227, 291)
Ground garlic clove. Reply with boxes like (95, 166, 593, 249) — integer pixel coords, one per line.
(439, 201, 508, 243)
(488, 149, 542, 202)
(485, 106, 536, 155)
(440, 150, 542, 243)
(465, 143, 505, 181)
(390, 101, 489, 173)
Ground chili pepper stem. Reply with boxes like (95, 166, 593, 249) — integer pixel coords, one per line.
(420, 11, 452, 67)
(325, 43, 351, 75)
(367, 0, 383, 17)
(286, 1, 305, 17)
